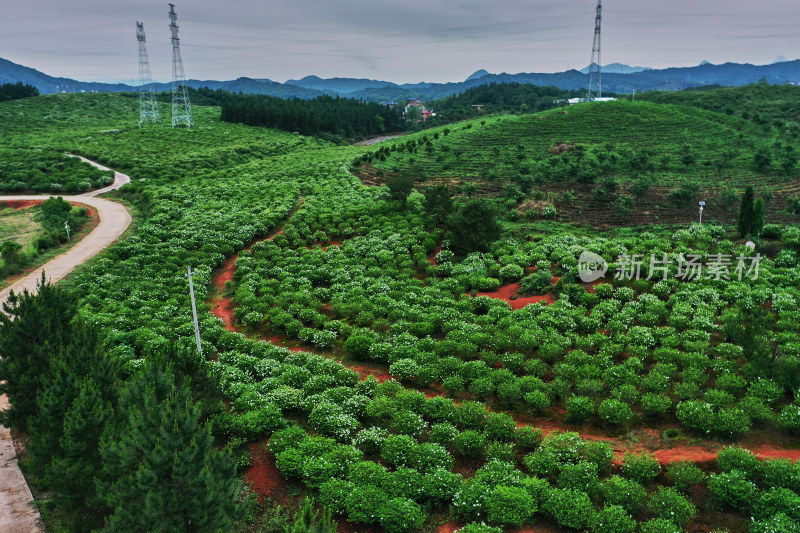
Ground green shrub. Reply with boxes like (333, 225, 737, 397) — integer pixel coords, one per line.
(379, 497, 425, 533)
(642, 393, 672, 417)
(600, 475, 647, 514)
(344, 334, 375, 361)
(499, 264, 525, 282)
(749, 512, 800, 533)
(454, 430, 487, 458)
(485, 485, 535, 526)
(760, 458, 800, 493)
(232, 405, 286, 439)
(708, 470, 758, 511)
(514, 426, 543, 451)
(484, 413, 516, 441)
(753, 487, 800, 522)
(565, 395, 594, 423)
(486, 442, 516, 462)
(621, 452, 660, 484)
(717, 446, 760, 478)
(519, 270, 552, 295)
(543, 488, 595, 530)
(647, 486, 696, 527)
(640, 518, 682, 533)
(318, 479, 353, 514)
(345, 485, 388, 525)
(429, 423, 458, 446)
(591, 504, 637, 533)
(666, 461, 705, 492)
(585, 441, 614, 475)
(454, 525, 503, 533)
(524, 390, 550, 412)
(778, 404, 800, 434)
(598, 398, 633, 426)
(452, 480, 491, 521)
(557, 461, 598, 493)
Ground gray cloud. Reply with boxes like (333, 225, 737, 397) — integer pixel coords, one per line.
(1, 0, 798, 84)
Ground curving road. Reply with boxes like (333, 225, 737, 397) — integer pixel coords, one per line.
(0, 156, 131, 532)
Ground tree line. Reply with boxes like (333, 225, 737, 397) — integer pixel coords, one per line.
(0, 82, 38, 102)
(424, 83, 580, 125)
(220, 93, 406, 139)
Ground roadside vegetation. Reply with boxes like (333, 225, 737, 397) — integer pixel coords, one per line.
(0, 86, 798, 532)
(0, 197, 89, 282)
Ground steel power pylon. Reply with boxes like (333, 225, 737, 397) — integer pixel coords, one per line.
(586, 0, 603, 101)
(136, 22, 160, 125)
(169, 3, 192, 128)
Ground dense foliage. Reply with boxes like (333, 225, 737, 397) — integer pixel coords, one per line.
(220, 93, 405, 139)
(0, 81, 38, 102)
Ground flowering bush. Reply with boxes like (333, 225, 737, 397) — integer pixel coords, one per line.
(598, 398, 633, 426)
(666, 461, 705, 493)
(600, 475, 647, 514)
(647, 486, 696, 528)
(708, 469, 758, 511)
(543, 488, 594, 530)
(485, 485, 535, 526)
(591, 504, 637, 533)
(379, 497, 425, 533)
(621, 452, 660, 484)
(565, 395, 594, 423)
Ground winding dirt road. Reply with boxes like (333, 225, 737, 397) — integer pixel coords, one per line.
(0, 156, 131, 533)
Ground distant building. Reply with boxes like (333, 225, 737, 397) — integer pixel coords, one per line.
(567, 97, 617, 105)
(404, 98, 435, 121)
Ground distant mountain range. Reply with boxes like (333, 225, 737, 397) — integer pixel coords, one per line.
(579, 63, 652, 74)
(2, 56, 800, 103)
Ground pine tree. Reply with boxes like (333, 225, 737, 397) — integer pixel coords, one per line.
(0, 274, 77, 430)
(100, 363, 245, 532)
(28, 319, 120, 528)
(286, 498, 337, 533)
(737, 186, 755, 238)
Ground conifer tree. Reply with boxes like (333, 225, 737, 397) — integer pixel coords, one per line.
(737, 186, 755, 238)
(0, 275, 77, 430)
(28, 319, 120, 527)
(99, 363, 245, 532)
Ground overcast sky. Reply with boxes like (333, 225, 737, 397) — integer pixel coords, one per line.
(1, 0, 799, 84)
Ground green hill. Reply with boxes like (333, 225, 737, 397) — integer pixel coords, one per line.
(357, 99, 800, 227)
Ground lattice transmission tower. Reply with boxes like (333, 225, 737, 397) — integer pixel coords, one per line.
(586, 0, 603, 101)
(169, 3, 192, 128)
(136, 22, 160, 125)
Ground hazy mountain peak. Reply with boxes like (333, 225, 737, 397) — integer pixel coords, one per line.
(772, 55, 789, 64)
(699, 60, 712, 66)
(465, 69, 490, 81)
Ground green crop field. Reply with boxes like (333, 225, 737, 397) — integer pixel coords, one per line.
(1, 89, 799, 533)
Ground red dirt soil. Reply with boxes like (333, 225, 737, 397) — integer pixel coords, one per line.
(244, 444, 288, 504)
(209, 254, 238, 332)
(349, 363, 393, 383)
(1, 199, 43, 210)
(475, 282, 556, 309)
